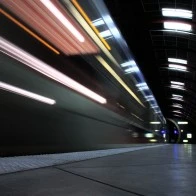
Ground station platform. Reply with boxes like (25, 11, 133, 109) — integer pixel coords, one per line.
(0, 144, 195, 196)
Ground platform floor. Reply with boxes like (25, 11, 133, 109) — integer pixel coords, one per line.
(0, 144, 195, 196)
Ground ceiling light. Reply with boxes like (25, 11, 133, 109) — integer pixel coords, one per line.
(164, 22, 191, 31)
(151, 105, 158, 108)
(100, 30, 112, 38)
(183, 140, 188, 143)
(136, 82, 147, 87)
(149, 139, 157, 142)
(92, 18, 105, 27)
(0, 37, 106, 104)
(172, 111, 182, 114)
(173, 103, 183, 107)
(146, 98, 155, 101)
(40, 0, 85, 42)
(171, 97, 184, 101)
(145, 133, 154, 138)
(124, 67, 139, 73)
(150, 122, 161, 124)
(172, 94, 183, 98)
(0, 81, 55, 105)
(145, 95, 153, 98)
(168, 58, 187, 64)
(171, 81, 184, 86)
(170, 85, 185, 90)
(168, 64, 187, 71)
(187, 133, 192, 138)
(171, 105, 183, 109)
(136, 83, 149, 90)
(162, 8, 192, 19)
(121, 60, 136, 67)
(178, 121, 188, 124)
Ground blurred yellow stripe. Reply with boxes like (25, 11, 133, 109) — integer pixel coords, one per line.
(96, 56, 145, 107)
(0, 8, 60, 55)
(71, 0, 111, 50)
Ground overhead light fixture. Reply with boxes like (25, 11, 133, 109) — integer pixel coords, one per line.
(178, 121, 188, 124)
(150, 122, 161, 124)
(136, 82, 149, 91)
(149, 139, 157, 142)
(168, 64, 187, 71)
(145, 133, 154, 138)
(136, 82, 147, 87)
(187, 133, 192, 138)
(164, 22, 191, 31)
(170, 85, 185, 90)
(121, 60, 136, 67)
(171, 105, 183, 109)
(146, 97, 155, 101)
(162, 8, 192, 19)
(124, 67, 139, 73)
(0, 81, 55, 105)
(173, 114, 182, 118)
(171, 97, 184, 101)
(172, 110, 182, 114)
(0, 37, 106, 104)
(40, 0, 85, 42)
(171, 81, 184, 86)
(100, 30, 112, 38)
(92, 18, 105, 27)
(168, 58, 187, 64)
(183, 139, 188, 143)
(151, 105, 158, 108)
(145, 95, 153, 99)
(96, 56, 144, 107)
(172, 94, 183, 98)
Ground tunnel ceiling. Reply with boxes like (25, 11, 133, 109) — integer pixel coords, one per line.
(104, 0, 196, 124)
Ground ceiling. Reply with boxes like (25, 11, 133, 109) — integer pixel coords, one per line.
(104, 0, 196, 125)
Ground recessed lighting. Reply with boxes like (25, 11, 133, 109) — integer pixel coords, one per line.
(168, 58, 187, 64)
(150, 122, 161, 124)
(172, 94, 183, 98)
(171, 105, 183, 109)
(171, 81, 184, 86)
(100, 30, 112, 38)
(124, 67, 139, 73)
(187, 133, 192, 138)
(178, 121, 188, 124)
(92, 18, 105, 27)
(162, 8, 192, 19)
(0, 81, 56, 105)
(149, 139, 157, 142)
(171, 97, 184, 101)
(170, 85, 185, 90)
(172, 111, 182, 114)
(151, 105, 158, 108)
(168, 64, 187, 71)
(145, 133, 154, 138)
(121, 60, 136, 67)
(164, 22, 191, 31)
